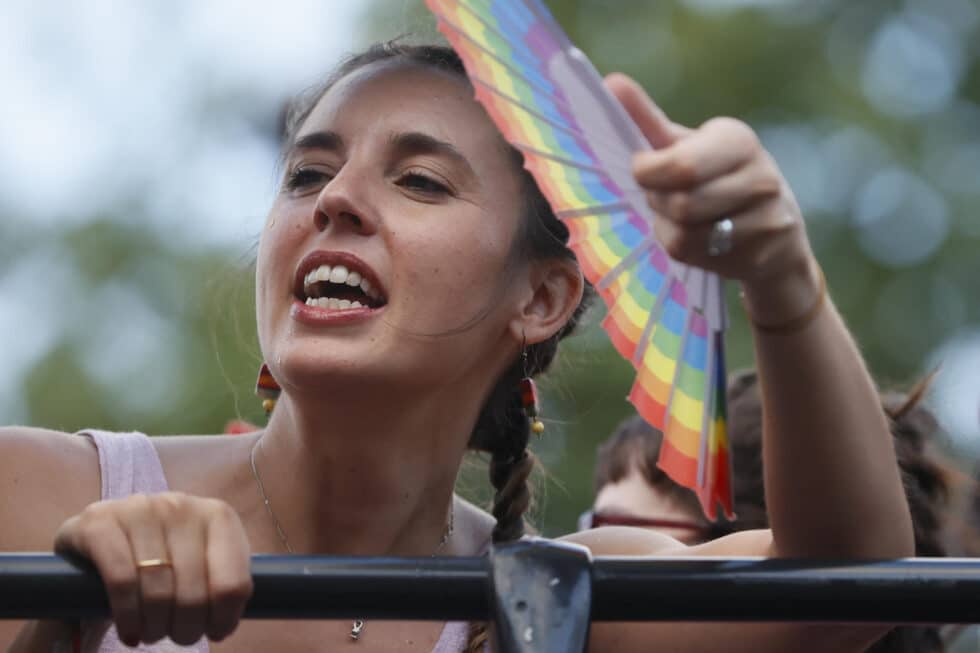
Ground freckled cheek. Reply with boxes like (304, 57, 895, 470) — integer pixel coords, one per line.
(256, 211, 307, 311)
(399, 236, 509, 310)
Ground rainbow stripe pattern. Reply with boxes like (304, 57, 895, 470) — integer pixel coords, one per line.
(425, 0, 733, 519)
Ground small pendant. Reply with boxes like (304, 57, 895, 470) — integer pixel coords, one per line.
(519, 377, 539, 415)
(350, 619, 365, 641)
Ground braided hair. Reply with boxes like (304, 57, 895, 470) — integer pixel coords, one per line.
(280, 41, 595, 652)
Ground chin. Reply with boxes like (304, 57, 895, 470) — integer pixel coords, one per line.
(272, 345, 414, 396)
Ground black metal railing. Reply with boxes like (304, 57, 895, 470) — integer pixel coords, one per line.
(3, 540, 980, 652)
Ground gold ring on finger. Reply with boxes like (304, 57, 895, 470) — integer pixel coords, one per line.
(136, 558, 173, 570)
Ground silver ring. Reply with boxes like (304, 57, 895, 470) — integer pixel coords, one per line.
(707, 218, 734, 257)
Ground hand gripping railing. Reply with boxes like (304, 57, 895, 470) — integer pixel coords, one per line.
(3, 540, 980, 652)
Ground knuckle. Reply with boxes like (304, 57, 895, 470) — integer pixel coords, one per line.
(153, 491, 189, 516)
(102, 568, 139, 595)
(666, 192, 692, 222)
(211, 576, 254, 606)
(709, 116, 759, 148)
(157, 490, 187, 510)
(654, 220, 687, 261)
(208, 499, 242, 526)
(79, 500, 116, 526)
(127, 493, 153, 511)
(752, 175, 782, 200)
(75, 516, 109, 544)
(176, 592, 209, 615)
(645, 190, 665, 216)
(141, 582, 175, 607)
(666, 154, 699, 186)
(632, 152, 655, 181)
(663, 232, 688, 260)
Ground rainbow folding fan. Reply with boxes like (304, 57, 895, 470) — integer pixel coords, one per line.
(425, 0, 734, 519)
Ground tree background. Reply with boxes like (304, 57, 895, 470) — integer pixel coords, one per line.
(2, 0, 979, 541)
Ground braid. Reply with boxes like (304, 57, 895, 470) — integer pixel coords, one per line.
(469, 362, 537, 542)
(489, 450, 536, 540)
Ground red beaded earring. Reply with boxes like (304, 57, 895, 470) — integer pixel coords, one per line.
(519, 342, 544, 435)
(255, 363, 281, 416)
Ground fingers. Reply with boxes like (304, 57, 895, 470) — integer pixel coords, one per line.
(204, 500, 253, 642)
(633, 117, 762, 191)
(646, 155, 783, 225)
(604, 72, 690, 148)
(124, 497, 176, 644)
(55, 504, 143, 647)
(54, 493, 252, 648)
(653, 203, 802, 276)
(606, 76, 811, 283)
(164, 496, 209, 646)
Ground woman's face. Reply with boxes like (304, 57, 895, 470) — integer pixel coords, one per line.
(256, 61, 527, 396)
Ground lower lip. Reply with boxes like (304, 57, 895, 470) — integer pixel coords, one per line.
(290, 299, 383, 326)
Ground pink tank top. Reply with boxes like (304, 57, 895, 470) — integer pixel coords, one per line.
(77, 430, 473, 653)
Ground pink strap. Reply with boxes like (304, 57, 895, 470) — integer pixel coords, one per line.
(79, 430, 170, 499)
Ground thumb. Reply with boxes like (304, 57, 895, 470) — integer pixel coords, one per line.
(604, 72, 689, 149)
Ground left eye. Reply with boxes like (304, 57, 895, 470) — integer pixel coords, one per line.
(399, 172, 449, 195)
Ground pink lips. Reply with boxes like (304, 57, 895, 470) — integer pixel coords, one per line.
(290, 250, 386, 327)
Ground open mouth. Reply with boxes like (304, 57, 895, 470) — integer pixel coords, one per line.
(294, 257, 387, 311)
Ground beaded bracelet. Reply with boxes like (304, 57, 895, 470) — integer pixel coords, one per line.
(744, 265, 827, 335)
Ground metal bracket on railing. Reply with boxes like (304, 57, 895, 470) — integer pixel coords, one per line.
(489, 539, 593, 653)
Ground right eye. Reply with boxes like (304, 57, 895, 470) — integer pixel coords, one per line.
(284, 166, 332, 192)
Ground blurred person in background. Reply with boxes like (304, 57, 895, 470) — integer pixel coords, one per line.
(583, 370, 964, 653)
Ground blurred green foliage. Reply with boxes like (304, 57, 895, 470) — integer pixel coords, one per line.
(3, 0, 979, 539)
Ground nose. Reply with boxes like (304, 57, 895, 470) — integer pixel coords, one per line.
(312, 166, 377, 236)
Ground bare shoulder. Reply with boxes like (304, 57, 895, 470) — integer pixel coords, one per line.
(0, 426, 101, 551)
(560, 526, 774, 557)
(559, 526, 684, 556)
(151, 431, 257, 497)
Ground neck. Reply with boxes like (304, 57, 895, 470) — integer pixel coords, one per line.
(250, 379, 484, 556)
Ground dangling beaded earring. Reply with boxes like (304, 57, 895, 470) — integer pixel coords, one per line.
(519, 341, 545, 435)
(255, 363, 281, 416)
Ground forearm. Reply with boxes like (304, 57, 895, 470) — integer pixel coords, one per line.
(743, 257, 914, 558)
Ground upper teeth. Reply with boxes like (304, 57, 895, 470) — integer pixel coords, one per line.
(303, 264, 379, 301)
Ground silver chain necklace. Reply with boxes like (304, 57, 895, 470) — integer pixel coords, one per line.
(249, 438, 455, 642)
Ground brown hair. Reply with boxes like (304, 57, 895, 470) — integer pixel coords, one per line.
(280, 41, 594, 651)
(593, 370, 953, 652)
(592, 369, 768, 539)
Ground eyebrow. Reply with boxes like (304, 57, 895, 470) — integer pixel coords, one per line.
(289, 130, 344, 155)
(388, 131, 477, 182)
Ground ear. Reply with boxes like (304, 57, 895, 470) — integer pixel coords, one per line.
(509, 258, 585, 346)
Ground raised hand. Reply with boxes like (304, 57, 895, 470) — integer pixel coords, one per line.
(53, 492, 253, 647)
(604, 73, 819, 321)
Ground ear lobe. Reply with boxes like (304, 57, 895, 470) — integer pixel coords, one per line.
(510, 259, 585, 346)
